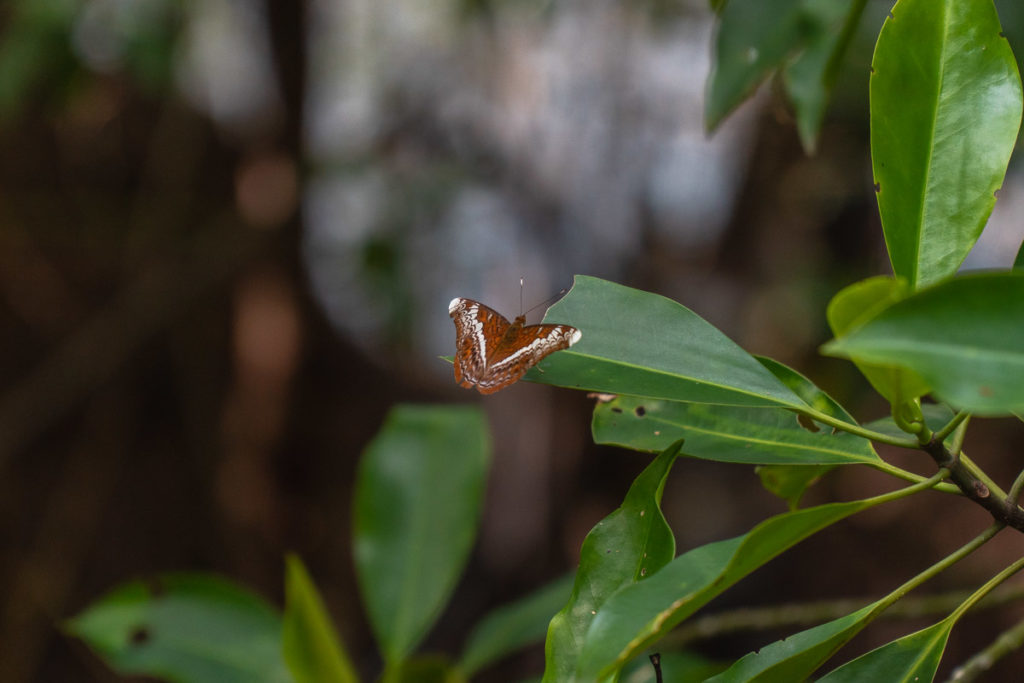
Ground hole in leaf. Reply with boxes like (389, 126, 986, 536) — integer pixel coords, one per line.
(129, 626, 151, 646)
(797, 414, 820, 433)
(635, 406, 646, 417)
(873, 181, 880, 193)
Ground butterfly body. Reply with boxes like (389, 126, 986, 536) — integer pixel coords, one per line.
(449, 297, 581, 394)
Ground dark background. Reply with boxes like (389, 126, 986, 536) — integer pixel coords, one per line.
(2, 0, 1024, 680)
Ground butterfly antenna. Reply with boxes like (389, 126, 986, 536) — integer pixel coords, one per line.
(524, 287, 569, 317)
(520, 277, 525, 316)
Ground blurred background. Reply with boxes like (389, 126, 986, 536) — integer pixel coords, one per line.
(2, 0, 1024, 680)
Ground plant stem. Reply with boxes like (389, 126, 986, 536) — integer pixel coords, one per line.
(1008, 466, 1024, 504)
(950, 554, 1024, 622)
(800, 407, 919, 448)
(876, 523, 1003, 613)
(663, 524, 1008, 649)
(945, 612, 1024, 682)
(868, 460, 960, 494)
(933, 410, 970, 444)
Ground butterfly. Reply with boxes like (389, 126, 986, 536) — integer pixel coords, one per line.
(448, 297, 582, 394)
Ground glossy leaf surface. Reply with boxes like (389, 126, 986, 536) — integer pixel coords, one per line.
(592, 394, 879, 465)
(535, 276, 803, 408)
(817, 618, 952, 682)
(354, 405, 490, 664)
(66, 574, 288, 683)
(871, 0, 1022, 288)
(543, 442, 680, 682)
(823, 272, 1024, 415)
(826, 276, 929, 403)
(706, 601, 880, 682)
(576, 498, 877, 679)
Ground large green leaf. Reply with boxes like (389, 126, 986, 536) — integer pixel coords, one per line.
(65, 574, 289, 683)
(543, 441, 681, 683)
(575, 497, 883, 679)
(871, 0, 1022, 289)
(782, 0, 867, 152)
(816, 618, 952, 682)
(823, 272, 1024, 415)
(707, 0, 844, 131)
(459, 575, 573, 677)
(826, 276, 930, 403)
(353, 405, 490, 665)
(591, 394, 880, 465)
(282, 555, 358, 683)
(534, 276, 803, 408)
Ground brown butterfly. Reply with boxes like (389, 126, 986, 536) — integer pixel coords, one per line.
(448, 297, 581, 394)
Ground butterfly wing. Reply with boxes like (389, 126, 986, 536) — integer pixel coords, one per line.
(476, 323, 582, 394)
(449, 298, 512, 389)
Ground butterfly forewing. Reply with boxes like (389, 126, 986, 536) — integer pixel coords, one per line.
(449, 297, 581, 394)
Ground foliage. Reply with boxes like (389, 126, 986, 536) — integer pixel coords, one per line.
(68, 0, 1024, 681)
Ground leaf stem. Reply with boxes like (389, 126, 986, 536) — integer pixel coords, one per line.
(949, 553, 1024, 623)
(800, 407, 919, 448)
(864, 468, 950, 506)
(875, 523, 1002, 613)
(866, 461, 960, 494)
(662, 524, 1007, 650)
(945, 612, 1024, 682)
(1009, 467, 1024, 505)
(932, 410, 970, 444)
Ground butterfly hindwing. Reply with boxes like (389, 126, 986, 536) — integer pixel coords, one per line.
(449, 298, 511, 389)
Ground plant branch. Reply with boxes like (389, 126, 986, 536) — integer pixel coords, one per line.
(919, 437, 1024, 532)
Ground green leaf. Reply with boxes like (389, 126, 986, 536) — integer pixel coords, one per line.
(823, 272, 1024, 415)
(756, 463, 833, 509)
(543, 441, 681, 683)
(871, 0, 1023, 289)
(1015, 239, 1024, 269)
(575, 497, 881, 680)
(706, 601, 881, 682)
(755, 356, 858, 424)
(591, 394, 880, 465)
(65, 574, 289, 683)
(782, 0, 868, 152)
(826, 276, 929, 403)
(707, 0, 839, 130)
(459, 575, 574, 677)
(817, 618, 952, 682)
(282, 555, 358, 683)
(354, 405, 490, 665)
(535, 276, 803, 409)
